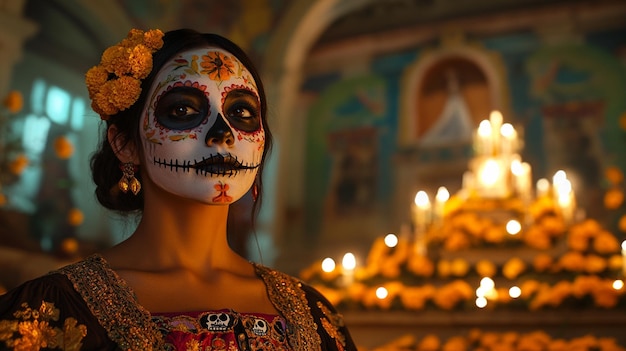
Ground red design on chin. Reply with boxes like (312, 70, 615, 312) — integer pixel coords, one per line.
(212, 183, 233, 203)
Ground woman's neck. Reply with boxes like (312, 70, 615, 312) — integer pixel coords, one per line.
(103, 184, 253, 279)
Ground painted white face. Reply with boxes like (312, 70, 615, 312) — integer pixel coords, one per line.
(140, 47, 264, 204)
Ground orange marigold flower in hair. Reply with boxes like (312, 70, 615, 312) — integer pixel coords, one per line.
(9, 154, 28, 175)
(143, 29, 164, 50)
(604, 188, 624, 209)
(605, 166, 624, 185)
(85, 66, 109, 97)
(3, 90, 23, 113)
(54, 136, 74, 159)
(129, 45, 153, 79)
(108, 76, 142, 110)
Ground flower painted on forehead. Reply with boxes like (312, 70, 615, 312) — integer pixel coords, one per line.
(200, 51, 236, 81)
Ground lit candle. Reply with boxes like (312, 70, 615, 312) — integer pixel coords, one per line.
(489, 110, 503, 155)
(536, 178, 550, 198)
(341, 252, 356, 287)
(412, 191, 431, 233)
(434, 186, 449, 226)
(500, 123, 518, 156)
(553, 170, 575, 224)
(412, 191, 431, 254)
(476, 158, 509, 198)
(476, 119, 493, 156)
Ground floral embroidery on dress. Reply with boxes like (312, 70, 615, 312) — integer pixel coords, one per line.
(0, 301, 87, 351)
(317, 301, 347, 350)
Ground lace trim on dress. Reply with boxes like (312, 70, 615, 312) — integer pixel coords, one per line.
(55, 254, 165, 351)
(253, 263, 321, 351)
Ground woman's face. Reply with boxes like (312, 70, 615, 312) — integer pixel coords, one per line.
(139, 47, 264, 204)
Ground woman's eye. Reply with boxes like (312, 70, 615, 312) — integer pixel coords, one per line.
(222, 89, 261, 133)
(155, 87, 209, 130)
(171, 105, 199, 118)
(228, 105, 254, 119)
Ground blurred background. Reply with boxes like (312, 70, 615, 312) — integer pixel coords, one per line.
(1, 0, 626, 349)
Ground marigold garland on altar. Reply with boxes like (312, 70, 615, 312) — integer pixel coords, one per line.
(85, 28, 164, 120)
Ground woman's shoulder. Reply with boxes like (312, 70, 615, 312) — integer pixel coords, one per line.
(253, 263, 357, 351)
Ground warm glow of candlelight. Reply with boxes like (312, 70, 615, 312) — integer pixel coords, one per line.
(480, 159, 501, 186)
(509, 286, 521, 298)
(384, 233, 398, 248)
(375, 287, 388, 299)
(414, 191, 430, 207)
(436, 186, 450, 203)
(536, 178, 550, 197)
(342, 253, 356, 271)
(478, 119, 492, 137)
(613, 280, 624, 290)
(321, 258, 336, 273)
(506, 220, 522, 235)
(500, 123, 515, 138)
(490, 110, 503, 126)
(476, 296, 488, 308)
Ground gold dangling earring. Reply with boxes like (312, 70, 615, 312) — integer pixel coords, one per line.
(118, 162, 141, 195)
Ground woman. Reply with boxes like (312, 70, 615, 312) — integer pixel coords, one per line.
(0, 29, 355, 350)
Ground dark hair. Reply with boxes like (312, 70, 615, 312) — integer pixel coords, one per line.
(90, 29, 272, 220)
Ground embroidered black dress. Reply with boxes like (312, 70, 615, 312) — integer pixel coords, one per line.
(0, 255, 356, 351)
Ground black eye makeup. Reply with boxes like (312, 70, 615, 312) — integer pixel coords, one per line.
(222, 89, 261, 133)
(154, 87, 209, 130)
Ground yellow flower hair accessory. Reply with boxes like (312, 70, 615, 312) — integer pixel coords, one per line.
(85, 29, 164, 120)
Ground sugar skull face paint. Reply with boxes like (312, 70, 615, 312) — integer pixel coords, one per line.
(140, 47, 265, 204)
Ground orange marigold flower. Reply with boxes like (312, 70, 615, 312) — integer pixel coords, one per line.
(605, 166, 624, 185)
(567, 229, 589, 252)
(129, 45, 153, 79)
(559, 251, 586, 272)
(143, 29, 164, 50)
(593, 231, 620, 254)
(85, 66, 109, 97)
(9, 154, 28, 175)
(523, 226, 552, 250)
(201, 51, 235, 81)
(442, 336, 467, 351)
(54, 136, 74, 159)
(476, 259, 497, 277)
(108, 76, 142, 110)
(584, 254, 607, 274)
(418, 334, 440, 351)
(0, 193, 6, 206)
(533, 253, 554, 273)
(3, 90, 23, 113)
(502, 257, 526, 280)
(608, 254, 622, 271)
(604, 188, 624, 209)
(450, 258, 470, 277)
